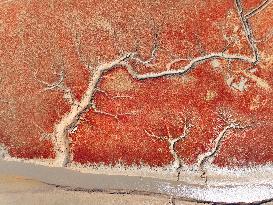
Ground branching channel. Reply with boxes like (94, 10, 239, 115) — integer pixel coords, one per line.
(145, 119, 192, 179)
(197, 122, 252, 182)
(28, 0, 265, 168)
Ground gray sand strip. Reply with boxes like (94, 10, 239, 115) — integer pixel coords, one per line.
(0, 160, 273, 203)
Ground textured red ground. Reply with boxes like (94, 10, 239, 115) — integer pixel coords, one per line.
(0, 0, 272, 168)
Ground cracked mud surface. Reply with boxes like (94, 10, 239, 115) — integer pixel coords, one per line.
(0, 0, 273, 203)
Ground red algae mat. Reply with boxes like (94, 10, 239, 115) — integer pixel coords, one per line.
(0, 0, 273, 183)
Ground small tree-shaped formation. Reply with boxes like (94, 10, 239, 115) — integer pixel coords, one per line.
(145, 116, 192, 177)
(197, 115, 253, 183)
